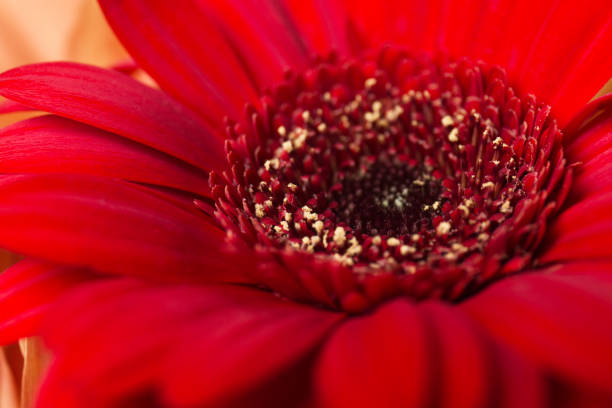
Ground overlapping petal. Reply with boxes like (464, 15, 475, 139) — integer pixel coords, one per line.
(343, 0, 612, 127)
(462, 262, 612, 392)
(539, 190, 612, 263)
(0, 62, 224, 171)
(316, 299, 545, 408)
(98, 0, 260, 126)
(0, 260, 92, 345)
(36, 280, 343, 407)
(0, 115, 210, 196)
(0, 174, 248, 283)
(561, 93, 612, 200)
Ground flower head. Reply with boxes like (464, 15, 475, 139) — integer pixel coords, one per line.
(0, 1, 611, 407)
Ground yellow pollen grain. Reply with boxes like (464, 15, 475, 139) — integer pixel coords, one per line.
(264, 158, 280, 171)
(387, 237, 401, 247)
(282, 140, 293, 153)
(400, 245, 416, 256)
(444, 252, 458, 261)
(364, 78, 377, 89)
(441, 115, 454, 127)
(436, 221, 451, 236)
(500, 201, 512, 214)
(277, 126, 286, 136)
(448, 128, 459, 143)
(255, 204, 265, 218)
(313, 220, 324, 235)
(317, 123, 327, 132)
(478, 233, 489, 242)
(333, 226, 347, 247)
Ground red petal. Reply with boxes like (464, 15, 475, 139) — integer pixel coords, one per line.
(0, 174, 246, 283)
(453, 1, 612, 127)
(540, 191, 612, 263)
(463, 262, 612, 391)
(344, 1, 612, 127)
(0, 99, 35, 114)
(421, 301, 547, 408)
(98, 0, 259, 124)
(201, 0, 313, 89)
(0, 260, 91, 344)
(315, 299, 434, 408)
(37, 281, 342, 407)
(0, 62, 224, 171)
(560, 93, 612, 200)
(283, 0, 355, 57)
(316, 299, 546, 408)
(0, 115, 210, 196)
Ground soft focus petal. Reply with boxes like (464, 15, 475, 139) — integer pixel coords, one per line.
(201, 0, 311, 88)
(98, 0, 260, 126)
(344, 0, 612, 127)
(0, 260, 91, 345)
(539, 190, 612, 263)
(562, 93, 612, 200)
(37, 280, 343, 407)
(0, 174, 247, 283)
(283, 0, 355, 57)
(0, 62, 224, 171)
(316, 299, 545, 408)
(463, 262, 612, 392)
(0, 115, 210, 196)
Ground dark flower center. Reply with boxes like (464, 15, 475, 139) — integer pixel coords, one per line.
(333, 159, 443, 237)
(211, 47, 570, 312)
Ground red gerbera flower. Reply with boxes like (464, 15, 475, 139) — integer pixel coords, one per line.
(1, 1, 612, 407)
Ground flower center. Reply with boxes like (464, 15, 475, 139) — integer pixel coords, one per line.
(333, 159, 442, 237)
(211, 47, 570, 312)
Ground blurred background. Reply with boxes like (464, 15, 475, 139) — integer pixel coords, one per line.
(0, 1, 610, 408)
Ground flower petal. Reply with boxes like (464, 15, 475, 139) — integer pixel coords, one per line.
(0, 260, 91, 345)
(560, 93, 612, 200)
(420, 302, 545, 408)
(201, 0, 312, 88)
(316, 300, 433, 408)
(462, 262, 612, 391)
(345, 0, 612, 127)
(0, 174, 247, 283)
(315, 299, 545, 408)
(283, 0, 355, 57)
(98, 0, 259, 124)
(0, 62, 224, 171)
(37, 281, 343, 407)
(539, 190, 612, 263)
(0, 115, 210, 196)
